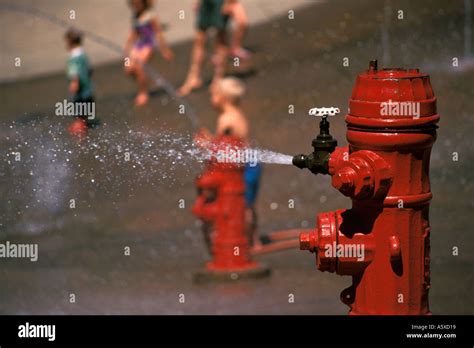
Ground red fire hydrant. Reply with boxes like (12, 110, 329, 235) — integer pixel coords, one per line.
(192, 134, 270, 282)
(293, 60, 438, 314)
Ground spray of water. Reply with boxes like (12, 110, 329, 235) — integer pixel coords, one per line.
(2, 118, 295, 237)
(255, 149, 293, 165)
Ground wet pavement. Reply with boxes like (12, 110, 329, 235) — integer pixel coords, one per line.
(0, 0, 473, 314)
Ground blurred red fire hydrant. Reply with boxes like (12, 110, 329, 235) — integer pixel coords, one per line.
(293, 60, 438, 314)
(192, 134, 270, 282)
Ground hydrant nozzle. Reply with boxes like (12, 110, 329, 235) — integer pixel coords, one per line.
(299, 230, 316, 251)
(292, 154, 309, 169)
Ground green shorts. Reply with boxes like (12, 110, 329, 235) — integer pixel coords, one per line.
(197, 0, 229, 31)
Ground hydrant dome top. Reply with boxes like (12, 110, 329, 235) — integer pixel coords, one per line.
(353, 67, 434, 101)
(347, 60, 439, 129)
(365, 67, 428, 80)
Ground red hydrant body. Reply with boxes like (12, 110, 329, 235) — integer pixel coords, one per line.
(297, 61, 438, 314)
(192, 135, 269, 281)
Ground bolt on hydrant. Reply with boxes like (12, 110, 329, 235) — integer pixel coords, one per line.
(192, 134, 270, 282)
(293, 60, 438, 314)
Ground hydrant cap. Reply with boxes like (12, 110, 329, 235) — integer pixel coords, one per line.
(347, 60, 439, 129)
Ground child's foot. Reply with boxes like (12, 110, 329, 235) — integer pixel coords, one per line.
(177, 78, 202, 96)
(230, 47, 252, 60)
(134, 92, 149, 106)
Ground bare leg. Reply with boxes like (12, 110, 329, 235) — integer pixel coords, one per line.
(134, 65, 149, 106)
(230, 2, 250, 58)
(178, 31, 207, 96)
(210, 29, 228, 91)
(132, 46, 153, 106)
(124, 62, 136, 77)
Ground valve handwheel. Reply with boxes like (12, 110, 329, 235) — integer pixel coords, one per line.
(308, 106, 340, 117)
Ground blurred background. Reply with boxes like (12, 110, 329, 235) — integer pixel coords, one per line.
(0, 0, 473, 314)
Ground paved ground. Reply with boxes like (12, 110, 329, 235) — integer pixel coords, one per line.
(0, 0, 473, 314)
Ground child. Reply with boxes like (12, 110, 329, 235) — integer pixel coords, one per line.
(196, 77, 262, 248)
(177, 0, 229, 96)
(64, 28, 95, 136)
(124, 0, 174, 106)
